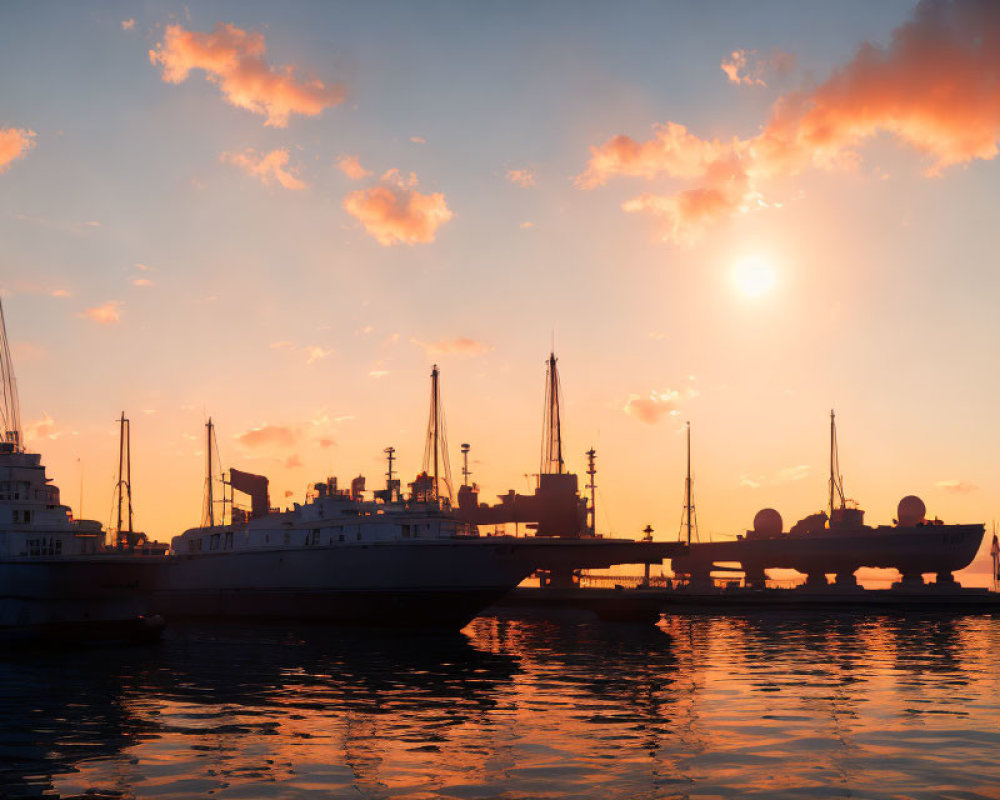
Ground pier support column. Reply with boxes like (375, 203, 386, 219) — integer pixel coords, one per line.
(935, 571, 958, 588)
(834, 571, 859, 589)
(804, 572, 829, 589)
(897, 572, 925, 588)
(743, 566, 768, 589)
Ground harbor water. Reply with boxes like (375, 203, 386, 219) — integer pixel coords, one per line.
(3, 610, 1000, 799)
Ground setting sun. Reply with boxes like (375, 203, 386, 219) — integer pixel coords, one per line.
(732, 255, 777, 298)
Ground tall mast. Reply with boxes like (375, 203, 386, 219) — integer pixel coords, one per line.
(206, 418, 215, 527)
(0, 299, 22, 451)
(432, 366, 439, 497)
(116, 412, 126, 539)
(114, 411, 134, 548)
(422, 365, 453, 503)
(685, 421, 693, 546)
(540, 352, 565, 476)
(585, 448, 597, 534)
(829, 410, 845, 519)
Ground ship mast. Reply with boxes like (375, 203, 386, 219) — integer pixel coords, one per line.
(202, 417, 221, 527)
(114, 411, 134, 548)
(422, 365, 453, 504)
(461, 443, 471, 487)
(829, 410, 845, 520)
(540, 352, 565, 476)
(0, 299, 22, 452)
(685, 421, 695, 545)
(679, 421, 698, 545)
(585, 447, 597, 534)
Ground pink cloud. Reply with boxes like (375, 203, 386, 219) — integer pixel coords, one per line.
(336, 154, 371, 181)
(24, 413, 59, 442)
(80, 301, 121, 325)
(149, 23, 346, 127)
(236, 424, 298, 448)
(222, 148, 306, 190)
(506, 167, 536, 187)
(0, 128, 36, 174)
(343, 170, 453, 246)
(132, 278, 154, 287)
(410, 337, 492, 358)
(579, 1, 1000, 243)
(623, 389, 681, 424)
(121, 18, 135, 32)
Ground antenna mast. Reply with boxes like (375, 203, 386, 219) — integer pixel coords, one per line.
(461, 443, 471, 486)
(0, 299, 22, 451)
(585, 448, 597, 534)
(540, 352, 565, 476)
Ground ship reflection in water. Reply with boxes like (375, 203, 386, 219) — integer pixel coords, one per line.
(3, 613, 1000, 799)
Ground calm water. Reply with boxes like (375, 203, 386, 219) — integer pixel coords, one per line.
(3, 610, 1000, 799)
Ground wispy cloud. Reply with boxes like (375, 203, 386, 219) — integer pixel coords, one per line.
(121, 18, 135, 32)
(410, 337, 492, 357)
(721, 48, 794, 87)
(79, 301, 121, 325)
(132, 278, 155, 287)
(149, 23, 346, 127)
(578, 1, 1000, 243)
(936, 479, 978, 494)
(506, 167, 536, 187)
(304, 345, 332, 364)
(344, 169, 452, 246)
(0, 128, 37, 173)
(222, 147, 307, 190)
(336, 154, 371, 181)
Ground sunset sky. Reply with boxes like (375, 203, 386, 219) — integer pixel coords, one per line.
(2, 1, 999, 577)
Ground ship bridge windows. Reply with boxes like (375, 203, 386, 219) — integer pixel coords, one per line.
(309, 529, 320, 545)
(26, 537, 62, 556)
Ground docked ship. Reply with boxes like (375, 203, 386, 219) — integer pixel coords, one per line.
(672, 412, 986, 589)
(0, 302, 164, 640)
(157, 363, 677, 628)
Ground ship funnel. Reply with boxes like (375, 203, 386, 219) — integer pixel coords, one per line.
(230, 468, 270, 518)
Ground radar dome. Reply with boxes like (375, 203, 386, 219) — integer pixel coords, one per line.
(753, 508, 783, 536)
(897, 495, 926, 527)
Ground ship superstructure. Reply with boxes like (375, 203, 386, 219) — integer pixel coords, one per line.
(0, 301, 163, 639)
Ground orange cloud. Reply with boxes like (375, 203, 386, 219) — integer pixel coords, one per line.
(936, 479, 978, 494)
(236, 424, 298, 448)
(506, 167, 536, 187)
(623, 389, 681, 424)
(580, 1, 1000, 243)
(121, 18, 135, 32)
(80, 301, 121, 325)
(336, 154, 371, 181)
(410, 337, 492, 358)
(222, 148, 306, 190)
(132, 278, 154, 287)
(0, 128, 36, 173)
(343, 170, 453, 246)
(149, 23, 346, 127)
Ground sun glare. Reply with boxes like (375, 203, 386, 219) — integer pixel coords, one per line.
(732, 255, 776, 298)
